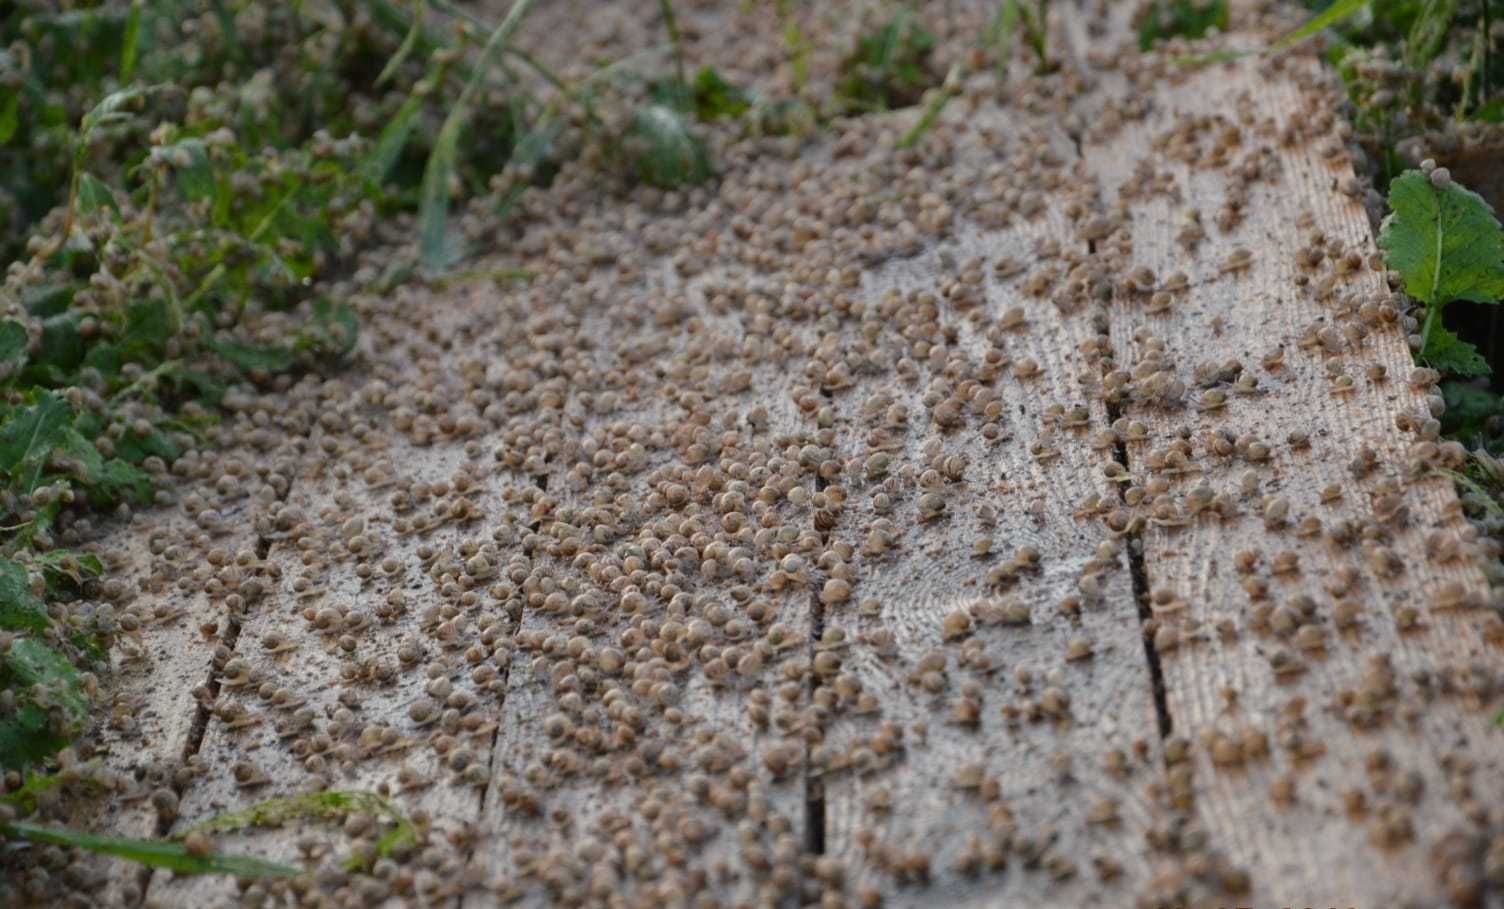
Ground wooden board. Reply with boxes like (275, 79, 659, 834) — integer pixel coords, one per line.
(1067, 2, 1504, 905)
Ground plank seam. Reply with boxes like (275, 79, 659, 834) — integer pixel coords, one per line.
(136, 463, 300, 904)
(805, 393, 831, 859)
(456, 471, 545, 909)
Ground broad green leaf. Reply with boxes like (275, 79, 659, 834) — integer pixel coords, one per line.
(1404, 0, 1457, 69)
(0, 559, 47, 632)
(0, 637, 87, 767)
(119, 0, 143, 82)
(22, 285, 74, 318)
(95, 458, 154, 503)
(1379, 170, 1504, 306)
(121, 299, 173, 358)
(627, 104, 712, 188)
(57, 427, 105, 485)
(0, 704, 70, 770)
(31, 550, 104, 588)
(166, 139, 215, 202)
(1, 637, 85, 720)
(0, 320, 28, 372)
(1422, 323, 1491, 376)
(0, 392, 72, 480)
(0, 822, 299, 877)
(33, 313, 84, 375)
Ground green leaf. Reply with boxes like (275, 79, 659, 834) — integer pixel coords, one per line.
(1273, 0, 1373, 50)
(0, 90, 18, 145)
(121, 299, 173, 359)
(206, 338, 296, 374)
(75, 173, 119, 215)
(119, 0, 143, 82)
(79, 86, 154, 140)
(166, 139, 215, 202)
(0, 637, 87, 768)
(1404, 0, 1457, 69)
(0, 560, 47, 633)
(94, 458, 154, 503)
(627, 104, 712, 188)
(0, 822, 299, 877)
(0, 392, 72, 484)
(32, 314, 85, 376)
(0, 320, 28, 373)
(1380, 170, 1504, 307)
(31, 550, 104, 589)
(23, 285, 75, 318)
(1422, 323, 1491, 375)
(0, 704, 70, 770)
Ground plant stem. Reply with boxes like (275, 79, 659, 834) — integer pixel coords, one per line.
(1485, 0, 1493, 108)
(1420, 300, 1440, 361)
(658, 0, 687, 87)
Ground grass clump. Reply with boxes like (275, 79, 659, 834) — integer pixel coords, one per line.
(836, 8, 940, 112)
(1136, 0, 1229, 49)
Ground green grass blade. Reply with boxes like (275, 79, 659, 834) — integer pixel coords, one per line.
(376, 0, 427, 86)
(418, 114, 463, 271)
(1, 822, 299, 877)
(1272, 0, 1372, 50)
(1178, 0, 1371, 65)
(363, 91, 426, 184)
(181, 789, 417, 871)
(899, 64, 960, 147)
(119, 0, 143, 82)
(417, 0, 539, 272)
(1404, 0, 1458, 69)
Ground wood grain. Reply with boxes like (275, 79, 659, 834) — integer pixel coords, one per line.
(1069, 2, 1504, 905)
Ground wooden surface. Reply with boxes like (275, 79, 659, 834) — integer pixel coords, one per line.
(17, 2, 1502, 908)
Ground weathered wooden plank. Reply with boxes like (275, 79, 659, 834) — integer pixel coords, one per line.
(46, 399, 304, 907)
(795, 103, 1177, 907)
(462, 250, 822, 908)
(143, 289, 523, 907)
(1071, 4, 1504, 905)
